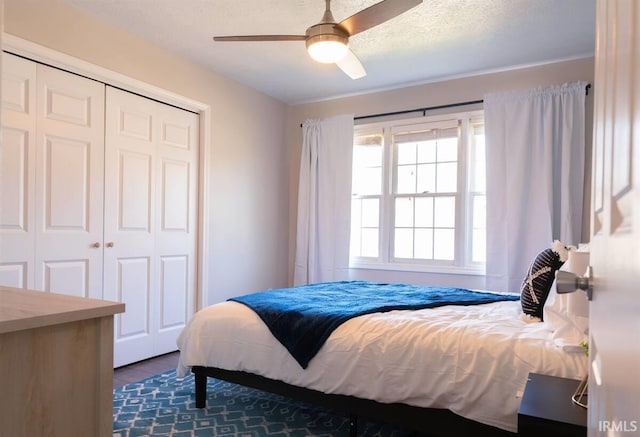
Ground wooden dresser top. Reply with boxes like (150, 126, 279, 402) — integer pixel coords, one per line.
(0, 286, 124, 334)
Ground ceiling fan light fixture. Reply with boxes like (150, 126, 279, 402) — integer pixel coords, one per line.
(306, 34, 349, 64)
(213, 0, 425, 77)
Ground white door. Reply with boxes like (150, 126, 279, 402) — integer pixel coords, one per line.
(104, 87, 197, 366)
(0, 54, 36, 289)
(1, 54, 105, 297)
(152, 98, 199, 355)
(34, 64, 105, 298)
(588, 1, 640, 435)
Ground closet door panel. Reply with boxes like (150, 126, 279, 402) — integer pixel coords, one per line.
(1, 129, 30, 232)
(0, 263, 27, 288)
(0, 54, 36, 288)
(43, 260, 89, 298)
(154, 103, 198, 354)
(34, 64, 104, 298)
(2, 64, 33, 114)
(159, 255, 188, 329)
(161, 160, 189, 231)
(116, 257, 151, 342)
(43, 136, 91, 229)
(104, 87, 157, 366)
(119, 150, 152, 232)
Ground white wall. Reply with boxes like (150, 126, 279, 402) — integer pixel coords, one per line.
(286, 58, 595, 290)
(4, 0, 291, 305)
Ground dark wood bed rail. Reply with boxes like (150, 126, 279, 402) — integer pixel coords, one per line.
(192, 366, 516, 437)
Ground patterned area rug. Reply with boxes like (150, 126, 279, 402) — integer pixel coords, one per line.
(113, 369, 414, 436)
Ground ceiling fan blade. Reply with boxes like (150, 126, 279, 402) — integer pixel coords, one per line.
(336, 49, 366, 79)
(213, 35, 307, 42)
(337, 0, 423, 36)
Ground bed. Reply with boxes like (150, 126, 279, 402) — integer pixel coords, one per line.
(176, 280, 587, 436)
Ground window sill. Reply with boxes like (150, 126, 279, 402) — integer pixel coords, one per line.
(349, 260, 485, 276)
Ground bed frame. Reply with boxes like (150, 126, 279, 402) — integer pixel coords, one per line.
(192, 366, 516, 437)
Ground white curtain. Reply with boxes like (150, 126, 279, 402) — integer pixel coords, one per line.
(484, 81, 587, 292)
(293, 114, 354, 286)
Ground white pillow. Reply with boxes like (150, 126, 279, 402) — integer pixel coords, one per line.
(543, 246, 589, 350)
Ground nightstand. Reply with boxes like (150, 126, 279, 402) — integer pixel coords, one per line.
(518, 373, 587, 437)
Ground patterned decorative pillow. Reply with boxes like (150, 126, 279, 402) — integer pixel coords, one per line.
(520, 241, 568, 320)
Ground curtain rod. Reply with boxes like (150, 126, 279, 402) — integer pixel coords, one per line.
(354, 84, 591, 122)
(300, 84, 591, 126)
(354, 99, 483, 121)
(299, 99, 481, 127)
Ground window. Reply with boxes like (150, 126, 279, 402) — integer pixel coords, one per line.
(350, 111, 485, 273)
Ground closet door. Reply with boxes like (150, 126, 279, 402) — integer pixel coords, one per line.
(34, 64, 105, 298)
(153, 100, 198, 355)
(0, 54, 37, 289)
(104, 87, 197, 366)
(1, 54, 105, 296)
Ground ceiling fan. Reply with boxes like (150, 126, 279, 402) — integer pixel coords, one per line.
(213, 0, 423, 79)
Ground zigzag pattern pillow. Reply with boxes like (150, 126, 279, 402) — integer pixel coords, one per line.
(520, 248, 565, 320)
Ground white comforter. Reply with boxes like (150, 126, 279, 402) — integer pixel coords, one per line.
(176, 299, 587, 433)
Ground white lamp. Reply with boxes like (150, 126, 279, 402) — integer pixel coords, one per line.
(566, 253, 590, 318)
(306, 34, 348, 64)
(553, 250, 590, 342)
(556, 251, 592, 304)
(305, 22, 349, 64)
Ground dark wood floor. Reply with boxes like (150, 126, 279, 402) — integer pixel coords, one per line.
(113, 351, 180, 388)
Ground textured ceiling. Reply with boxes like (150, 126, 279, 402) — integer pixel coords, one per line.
(60, 0, 596, 104)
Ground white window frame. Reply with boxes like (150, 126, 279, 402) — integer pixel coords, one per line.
(349, 110, 485, 275)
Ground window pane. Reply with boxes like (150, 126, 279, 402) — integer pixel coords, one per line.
(434, 196, 455, 227)
(397, 142, 416, 165)
(350, 198, 379, 258)
(352, 142, 382, 196)
(361, 198, 380, 227)
(437, 137, 458, 162)
(394, 228, 413, 258)
(436, 162, 457, 192)
(416, 163, 436, 193)
(354, 144, 382, 167)
(395, 197, 413, 227)
(396, 165, 416, 194)
(414, 197, 433, 227)
(417, 140, 436, 163)
(353, 167, 382, 196)
(433, 229, 455, 260)
(414, 228, 433, 259)
(361, 228, 379, 258)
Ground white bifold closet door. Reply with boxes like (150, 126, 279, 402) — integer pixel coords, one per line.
(35, 64, 106, 298)
(1, 54, 198, 367)
(0, 54, 37, 288)
(104, 87, 198, 366)
(0, 54, 105, 297)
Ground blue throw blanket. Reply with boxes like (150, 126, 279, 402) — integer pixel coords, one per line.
(229, 281, 519, 369)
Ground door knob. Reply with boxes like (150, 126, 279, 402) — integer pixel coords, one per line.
(106, 242, 114, 248)
(555, 266, 593, 300)
(92, 242, 101, 248)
